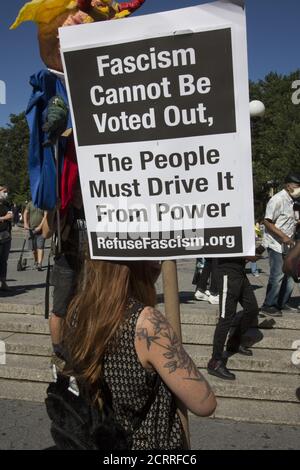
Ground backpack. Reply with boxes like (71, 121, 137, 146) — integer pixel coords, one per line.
(45, 372, 160, 450)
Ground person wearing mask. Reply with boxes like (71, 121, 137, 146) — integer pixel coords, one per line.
(261, 173, 300, 317)
(0, 185, 13, 291)
(23, 201, 47, 271)
(62, 259, 217, 450)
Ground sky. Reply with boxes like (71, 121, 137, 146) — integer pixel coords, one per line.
(0, 0, 299, 127)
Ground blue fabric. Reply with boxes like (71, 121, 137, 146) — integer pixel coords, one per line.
(263, 248, 294, 308)
(26, 70, 71, 210)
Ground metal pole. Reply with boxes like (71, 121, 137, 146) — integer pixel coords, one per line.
(54, 140, 62, 253)
(161, 259, 190, 449)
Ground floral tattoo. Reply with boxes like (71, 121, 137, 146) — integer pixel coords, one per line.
(136, 309, 208, 384)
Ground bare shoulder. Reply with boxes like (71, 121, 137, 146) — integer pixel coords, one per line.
(137, 306, 165, 326)
(136, 307, 171, 342)
(135, 307, 172, 368)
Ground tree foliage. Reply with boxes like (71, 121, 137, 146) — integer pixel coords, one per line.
(0, 112, 30, 205)
(250, 70, 300, 217)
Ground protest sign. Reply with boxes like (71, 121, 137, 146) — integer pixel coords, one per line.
(60, 1, 254, 260)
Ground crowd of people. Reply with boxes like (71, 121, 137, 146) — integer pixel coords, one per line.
(0, 192, 49, 292)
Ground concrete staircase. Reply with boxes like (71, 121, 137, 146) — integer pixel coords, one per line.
(0, 302, 299, 425)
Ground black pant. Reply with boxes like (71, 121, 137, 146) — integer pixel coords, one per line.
(0, 239, 11, 281)
(212, 266, 259, 361)
(197, 258, 218, 296)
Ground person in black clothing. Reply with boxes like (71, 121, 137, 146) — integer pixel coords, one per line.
(207, 256, 260, 380)
(12, 203, 20, 226)
(0, 185, 13, 291)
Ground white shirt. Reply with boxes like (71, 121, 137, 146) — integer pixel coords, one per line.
(263, 189, 298, 253)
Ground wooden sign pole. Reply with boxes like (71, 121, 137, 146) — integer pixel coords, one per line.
(162, 259, 190, 449)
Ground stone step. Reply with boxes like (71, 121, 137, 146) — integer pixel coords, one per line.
(0, 378, 299, 427)
(0, 313, 49, 335)
(0, 345, 298, 386)
(1, 302, 299, 330)
(210, 397, 300, 426)
(0, 308, 298, 342)
(0, 378, 47, 402)
(1, 328, 298, 359)
(0, 303, 44, 316)
(182, 324, 300, 350)
(200, 368, 300, 403)
(178, 308, 300, 331)
(0, 354, 52, 382)
(0, 333, 52, 356)
(184, 345, 299, 375)
(1, 325, 299, 363)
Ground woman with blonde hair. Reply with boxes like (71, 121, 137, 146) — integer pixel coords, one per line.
(62, 258, 217, 450)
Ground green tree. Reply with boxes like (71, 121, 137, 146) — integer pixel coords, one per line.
(250, 70, 300, 217)
(0, 112, 30, 205)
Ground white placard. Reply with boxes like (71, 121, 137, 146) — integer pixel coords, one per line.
(59, 1, 255, 260)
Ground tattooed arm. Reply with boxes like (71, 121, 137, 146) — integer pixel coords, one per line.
(135, 307, 217, 417)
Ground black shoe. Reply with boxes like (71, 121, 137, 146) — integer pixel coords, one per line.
(0, 282, 11, 292)
(260, 306, 282, 317)
(207, 359, 236, 380)
(37, 264, 42, 271)
(238, 345, 253, 356)
(258, 318, 276, 329)
(226, 341, 253, 356)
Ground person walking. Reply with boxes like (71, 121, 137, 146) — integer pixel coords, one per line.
(0, 185, 13, 291)
(62, 259, 217, 450)
(261, 173, 300, 317)
(207, 256, 260, 380)
(23, 201, 47, 271)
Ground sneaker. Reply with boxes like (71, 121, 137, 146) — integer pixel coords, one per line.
(207, 359, 236, 380)
(252, 272, 260, 277)
(194, 289, 210, 301)
(260, 306, 282, 317)
(37, 263, 42, 271)
(207, 293, 219, 305)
